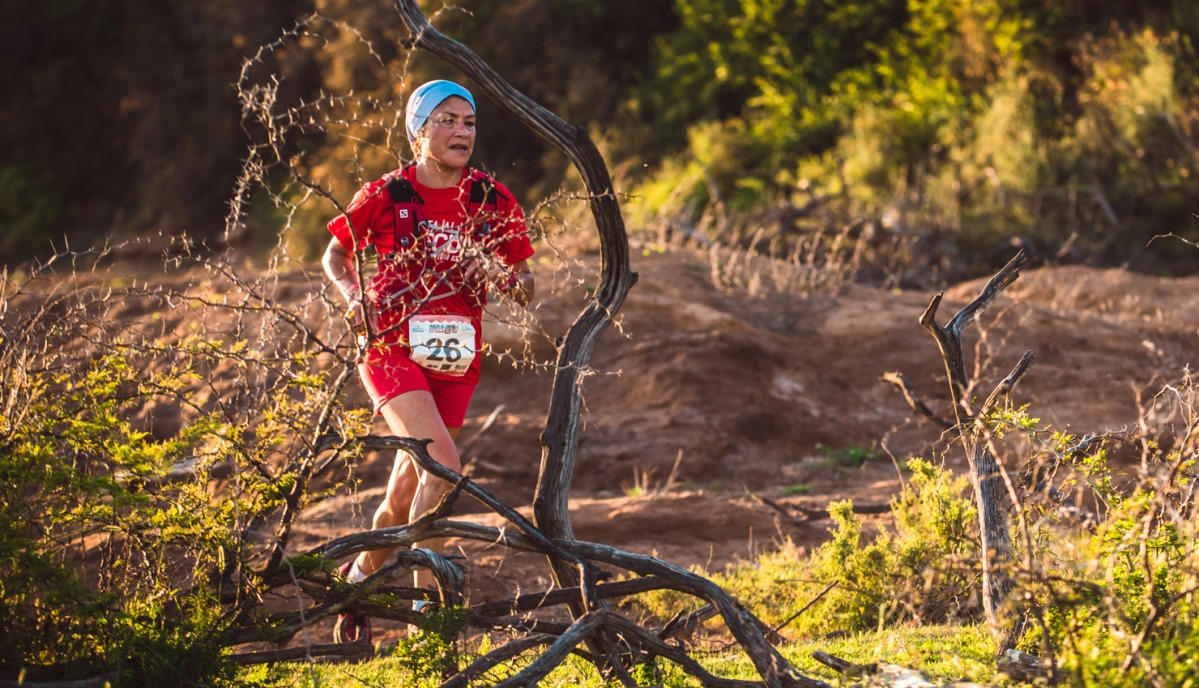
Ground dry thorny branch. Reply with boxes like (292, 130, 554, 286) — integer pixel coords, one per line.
(7, 3, 1199, 688)
(194, 2, 842, 686)
(3, 241, 832, 686)
(882, 247, 1199, 683)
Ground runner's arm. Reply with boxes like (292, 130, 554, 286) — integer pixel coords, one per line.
(323, 237, 361, 303)
(323, 237, 373, 333)
(505, 260, 534, 307)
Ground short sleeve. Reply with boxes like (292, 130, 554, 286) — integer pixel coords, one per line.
(327, 181, 386, 252)
(491, 181, 535, 266)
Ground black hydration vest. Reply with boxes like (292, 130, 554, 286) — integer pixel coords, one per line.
(382, 167, 503, 253)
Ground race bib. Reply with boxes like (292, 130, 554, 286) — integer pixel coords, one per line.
(407, 315, 477, 376)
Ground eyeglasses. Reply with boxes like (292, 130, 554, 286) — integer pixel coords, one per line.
(430, 115, 476, 132)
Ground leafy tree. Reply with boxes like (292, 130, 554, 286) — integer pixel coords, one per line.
(630, 0, 1199, 279)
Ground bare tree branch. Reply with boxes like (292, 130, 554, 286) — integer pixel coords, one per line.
(490, 611, 610, 688)
(881, 371, 955, 430)
(904, 251, 1032, 653)
(389, 2, 639, 604)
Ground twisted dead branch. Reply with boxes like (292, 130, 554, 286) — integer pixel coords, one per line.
(212, 3, 835, 682)
(886, 250, 1032, 653)
(226, 432, 833, 686)
(374, 4, 833, 686)
(391, 0, 638, 587)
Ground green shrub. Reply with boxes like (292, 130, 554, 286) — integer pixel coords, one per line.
(0, 262, 365, 686)
(1027, 447, 1199, 686)
(0, 352, 244, 685)
(628, 458, 980, 639)
(393, 606, 469, 682)
(792, 459, 979, 635)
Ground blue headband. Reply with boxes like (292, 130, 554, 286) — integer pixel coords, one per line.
(405, 80, 476, 142)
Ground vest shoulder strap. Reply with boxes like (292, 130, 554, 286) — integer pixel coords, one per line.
(384, 168, 509, 248)
(465, 171, 512, 240)
(467, 171, 512, 209)
(468, 176, 497, 208)
(385, 169, 423, 249)
(384, 173, 422, 205)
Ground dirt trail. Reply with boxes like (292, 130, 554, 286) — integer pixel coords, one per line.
(283, 248, 1199, 643)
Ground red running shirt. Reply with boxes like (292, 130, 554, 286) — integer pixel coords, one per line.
(327, 166, 535, 383)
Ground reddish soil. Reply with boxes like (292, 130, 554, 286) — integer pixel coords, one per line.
(27, 243, 1195, 647)
(279, 247, 1199, 644)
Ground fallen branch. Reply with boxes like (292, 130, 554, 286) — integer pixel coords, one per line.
(771, 582, 838, 638)
(491, 611, 611, 688)
(440, 635, 557, 688)
(392, 435, 831, 687)
(232, 641, 374, 665)
(659, 604, 718, 643)
(470, 576, 672, 618)
(245, 432, 835, 686)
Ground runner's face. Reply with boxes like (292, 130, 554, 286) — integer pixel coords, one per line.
(420, 96, 476, 170)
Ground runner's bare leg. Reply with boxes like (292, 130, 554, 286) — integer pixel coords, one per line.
(353, 390, 460, 595)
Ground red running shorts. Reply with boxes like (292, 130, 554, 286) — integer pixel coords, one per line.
(357, 349, 476, 428)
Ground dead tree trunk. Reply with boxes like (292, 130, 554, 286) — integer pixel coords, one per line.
(387, 7, 636, 672)
(387, 6, 845, 686)
(909, 251, 1032, 653)
(392, 0, 634, 593)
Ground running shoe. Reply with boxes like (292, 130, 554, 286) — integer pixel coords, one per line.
(333, 562, 372, 644)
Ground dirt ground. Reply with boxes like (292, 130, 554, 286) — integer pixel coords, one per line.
(275, 246, 1199, 645)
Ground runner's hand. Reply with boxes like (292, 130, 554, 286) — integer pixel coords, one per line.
(345, 299, 377, 335)
(459, 248, 506, 287)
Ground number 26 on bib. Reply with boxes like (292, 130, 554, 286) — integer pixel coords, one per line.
(407, 315, 477, 376)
